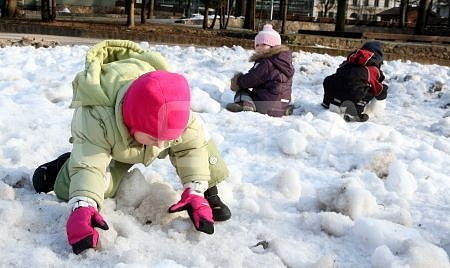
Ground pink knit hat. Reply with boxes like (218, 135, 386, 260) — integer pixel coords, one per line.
(255, 24, 281, 47)
(123, 70, 191, 141)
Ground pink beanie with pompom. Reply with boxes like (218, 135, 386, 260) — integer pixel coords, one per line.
(123, 70, 191, 141)
(254, 24, 281, 47)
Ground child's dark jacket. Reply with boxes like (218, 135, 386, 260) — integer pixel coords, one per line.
(236, 45, 294, 117)
(322, 45, 387, 108)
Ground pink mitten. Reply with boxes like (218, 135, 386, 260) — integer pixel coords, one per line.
(168, 188, 214, 234)
(66, 206, 109, 254)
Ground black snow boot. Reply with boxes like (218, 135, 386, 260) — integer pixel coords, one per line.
(341, 101, 369, 122)
(204, 186, 231, 221)
(32, 152, 71, 193)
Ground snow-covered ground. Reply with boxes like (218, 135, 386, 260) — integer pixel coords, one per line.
(0, 40, 449, 268)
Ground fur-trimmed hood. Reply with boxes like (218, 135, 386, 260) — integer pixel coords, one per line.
(249, 45, 294, 78)
(249, 45, 291, 61)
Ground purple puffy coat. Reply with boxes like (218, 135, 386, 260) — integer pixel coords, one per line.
(236, 45, 294, 117)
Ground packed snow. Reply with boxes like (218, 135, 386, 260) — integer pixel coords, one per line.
(0, 39, 449, 268)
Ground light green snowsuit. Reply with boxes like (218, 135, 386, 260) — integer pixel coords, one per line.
(53, 40, 228, 209)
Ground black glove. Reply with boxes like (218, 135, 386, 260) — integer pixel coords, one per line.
(376, 84, 388, 100)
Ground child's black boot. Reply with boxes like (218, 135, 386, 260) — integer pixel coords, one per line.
(204, 186, 231, 221)
(32, 152, 71, 193)
(341, 101, 369, 122)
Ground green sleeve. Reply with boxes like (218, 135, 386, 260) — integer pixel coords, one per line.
(168, 114, 229, 187)
(68, 142, 111, 210)
(67, 106, 114, 209)
(168, 114, 211, 184)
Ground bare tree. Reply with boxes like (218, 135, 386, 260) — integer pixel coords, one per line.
(141, 0, 146, 23)
(281, 0, 289, 34)
(41, 0, 56, 22)
(147, 0, 154, 18)
(414, 0, 432, 34)
(202, 0, 210, 29)
(210, 0, 234, 29)
(243, 0, 256, 30)
(185, 0, 193, 18)
(315, 0, 337, 17)
(335, 0, 347, 31)
(209, 7, 219, 28)
(235, 0, 246, 16)
(52, 0, 56, 20)
(398, 0, 408, 27)
(1, 0, 18, 17)
(221, 0, 235, 29)
(202, 0, 234, 29)
(207, 0, 221, 28)
(41, 0, 49, 21)
(126, 0, 136, 28)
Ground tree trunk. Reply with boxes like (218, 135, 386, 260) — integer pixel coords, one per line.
(335, 0, 347, 32)
(141, 0, 146, 23)
(277, 0, 284, 19)
(202, 0, 210, 29)
(148, 0, 154, 18)
(41, 0, 50, 22)
(224, 0, 234, 28)
(219, 7, 225, 29)
(9, 0, 17, 17)
(239, 0, 246, 17)
(50, 0, 56, 22)
(209, 10, 218, 29)
(281, 0, 288, 34)
(185, 0, 192, 18)
(398, 0, 408, 28)
(233, 0, 242, 16)
(126, 0, 135, 28)
(414, 0, 432, 34)
(243, 0, 255, 30)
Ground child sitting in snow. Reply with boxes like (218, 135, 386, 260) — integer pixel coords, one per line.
(322, 41, 388, 122)
(226, 24, 295, 117)
(32, 40, 231, 255)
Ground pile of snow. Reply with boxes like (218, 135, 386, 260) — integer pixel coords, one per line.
(0, 41, 449, 267)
